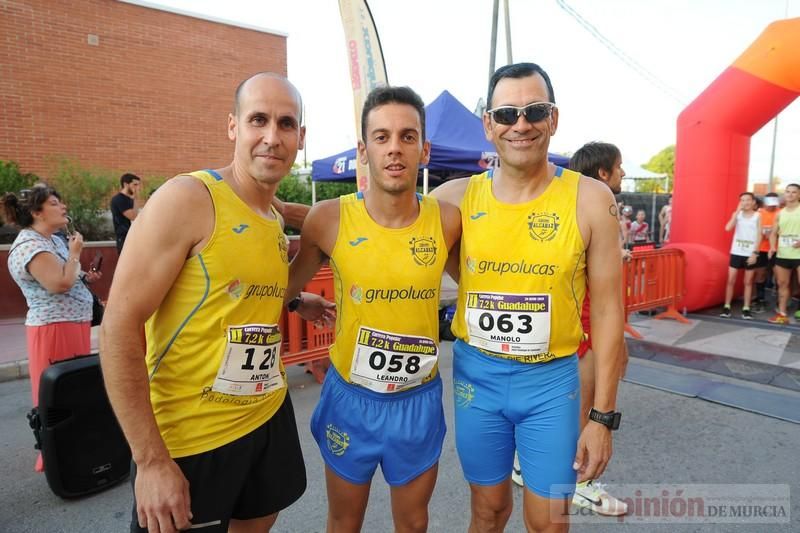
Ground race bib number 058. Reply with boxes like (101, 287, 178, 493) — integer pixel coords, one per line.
(350, 326, 438, 393)
(212, 324, 285, 396)
(465, 292, 551, 356)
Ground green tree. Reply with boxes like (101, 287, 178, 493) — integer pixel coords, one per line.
(316, 181, 358, 201)
(276, 163, 358, 205)
(277, 173, 312, 205)
(634, 178, 666, 193)
(643, 145, 675, 191)
(0, 160, 38, 196)
(48, 158, 117, 240)
(143, 175, 169, 199)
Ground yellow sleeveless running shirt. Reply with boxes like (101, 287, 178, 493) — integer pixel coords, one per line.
(329, 192, 447, 393)
(145, 170, 289, 458)
(452, 167, 586, 363)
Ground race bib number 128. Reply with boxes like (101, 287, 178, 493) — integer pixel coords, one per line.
(465, 292, 551, 356)
(212, 324, 285, 396)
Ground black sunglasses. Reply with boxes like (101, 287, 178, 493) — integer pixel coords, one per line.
(487, 102, 555, 126)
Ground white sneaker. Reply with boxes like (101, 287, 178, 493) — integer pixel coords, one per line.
(511, 452, 524, 487)
(572, 480, 628, 516)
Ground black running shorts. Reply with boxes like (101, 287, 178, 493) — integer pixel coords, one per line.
(130, 393, 306, 532)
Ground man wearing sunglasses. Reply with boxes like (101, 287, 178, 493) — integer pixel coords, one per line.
(433, 62, 624, 532)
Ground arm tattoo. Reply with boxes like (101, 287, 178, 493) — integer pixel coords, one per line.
(609, 204, 618, 217)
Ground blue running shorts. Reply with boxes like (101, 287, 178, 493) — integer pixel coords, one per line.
(310, 366, 446, 486)
(453, 340, 579, 498)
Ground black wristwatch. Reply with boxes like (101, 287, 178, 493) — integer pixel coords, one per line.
(287, 295, 302, 312)
(588, 408, 621, 430)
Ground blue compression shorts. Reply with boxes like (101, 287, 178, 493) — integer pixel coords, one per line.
(453, 340, 579, 498)
(310, 366, 445, 486)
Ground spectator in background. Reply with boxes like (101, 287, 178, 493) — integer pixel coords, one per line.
(753, 192, 781, 312)
(768, 184, 800, 324)
(620, 203, 632, 244)
(659, 196, 672, 244)
(2, 185, 101, 471)
(628, 209, 649, 244)
(720, 192, 761, 319)
(110, 173, 141, 254)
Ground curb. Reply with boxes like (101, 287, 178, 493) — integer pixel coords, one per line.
(0, 359, 29, 383)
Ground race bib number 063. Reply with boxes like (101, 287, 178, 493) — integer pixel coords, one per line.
(350, 326, 438, 393)
(212, 324, 285, 396)
(465, 292, 551, 356)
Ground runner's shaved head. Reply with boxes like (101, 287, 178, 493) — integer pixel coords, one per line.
(233, 72, 303, 123)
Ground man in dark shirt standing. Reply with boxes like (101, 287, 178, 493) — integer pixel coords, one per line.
(110, 173, 141, 254)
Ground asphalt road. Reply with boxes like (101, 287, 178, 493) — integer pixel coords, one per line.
(1, 343, 798, 532)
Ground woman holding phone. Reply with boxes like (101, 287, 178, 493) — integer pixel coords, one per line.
(2, 185, 101, 471)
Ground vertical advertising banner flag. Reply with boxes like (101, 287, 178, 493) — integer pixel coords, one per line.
(338, 0, 388, 191)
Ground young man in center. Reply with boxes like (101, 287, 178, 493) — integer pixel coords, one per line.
(433, 63, 624, 532)
(287, 86, 461, 532)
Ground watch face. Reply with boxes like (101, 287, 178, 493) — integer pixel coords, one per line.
(610, 412, 621, 430)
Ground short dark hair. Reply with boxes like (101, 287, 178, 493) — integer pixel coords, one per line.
(1, 185, 59, 228)
(569, 142, 621, 180)
(120, 173, 141, 187)
(787, 183, 800, 191)
(766, 192, 779, 198)
(233, 72, 304, 124)
(739, 192, 755, 200)
(487, 62, 555, 108)
(361, 86, 426, 143)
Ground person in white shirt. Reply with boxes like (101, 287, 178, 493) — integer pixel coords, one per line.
(720, 192, 761, 319)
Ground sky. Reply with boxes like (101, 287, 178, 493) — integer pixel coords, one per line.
(144, 0, 800, 186)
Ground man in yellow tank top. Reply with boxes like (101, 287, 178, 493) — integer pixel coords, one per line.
(287, 86, 461, 532)
(433, 63, 625, 532)
(100, 73, 332, 533)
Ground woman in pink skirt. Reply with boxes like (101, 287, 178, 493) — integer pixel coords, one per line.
(3, 185, 101, 471)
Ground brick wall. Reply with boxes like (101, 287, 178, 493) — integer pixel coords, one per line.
(0, 0, 287, 179)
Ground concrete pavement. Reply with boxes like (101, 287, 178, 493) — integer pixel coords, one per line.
(1, 344, 798, 532)
(2, 312, 800, 531)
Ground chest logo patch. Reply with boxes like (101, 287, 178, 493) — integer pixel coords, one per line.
(409, 236, 437, 266)
(465, 256, 477, 274)
(350, 284, 363, 304)
(226, 280, 242, 299)
(528, 211, 560, 241)
(277, 234, 289, 263)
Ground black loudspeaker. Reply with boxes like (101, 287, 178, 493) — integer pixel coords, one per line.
(38, 354, 131, 498)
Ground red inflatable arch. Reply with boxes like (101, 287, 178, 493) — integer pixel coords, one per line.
(671, 18, 800, 311)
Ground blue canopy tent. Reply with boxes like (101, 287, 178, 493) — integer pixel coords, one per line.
(312, 90, 570, 183)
